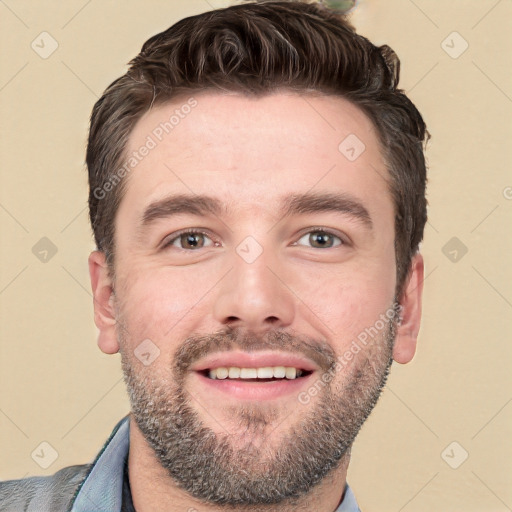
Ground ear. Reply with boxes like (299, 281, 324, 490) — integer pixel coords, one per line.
(393, 253, 424, 364)
(88, 250, 119, 354)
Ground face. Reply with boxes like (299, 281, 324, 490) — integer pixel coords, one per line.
(89, 92, 423, 507)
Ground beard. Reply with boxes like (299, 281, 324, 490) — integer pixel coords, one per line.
(119, 317, 396, 510)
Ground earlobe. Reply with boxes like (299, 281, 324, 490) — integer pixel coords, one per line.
(393, 253, 424, 364)
(88, 250, 119, 354)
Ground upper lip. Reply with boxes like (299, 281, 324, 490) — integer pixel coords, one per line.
(190, 351, 319, 372)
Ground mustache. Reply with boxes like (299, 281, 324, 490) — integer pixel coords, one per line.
(172, 327, 337, 378)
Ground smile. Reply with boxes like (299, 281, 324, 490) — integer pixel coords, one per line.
(205, 366, 311, 380)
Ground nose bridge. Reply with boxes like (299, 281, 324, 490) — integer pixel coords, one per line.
(213, 240, 295, 331)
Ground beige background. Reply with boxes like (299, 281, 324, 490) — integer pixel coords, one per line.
(1, 1, 511, 511)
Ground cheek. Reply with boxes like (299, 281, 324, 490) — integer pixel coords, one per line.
(115, 267, 214, 345)
(292, 261, 395, 347)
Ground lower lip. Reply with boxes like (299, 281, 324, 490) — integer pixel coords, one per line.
(193, 371, 315, 401)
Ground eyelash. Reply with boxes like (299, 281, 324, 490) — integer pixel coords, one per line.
(162, 228, 347, 250)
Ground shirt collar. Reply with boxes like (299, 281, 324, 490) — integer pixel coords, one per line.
(70, 416, 130, 511)
(335, 483, 361, 512)
(71, 415, 360, 512)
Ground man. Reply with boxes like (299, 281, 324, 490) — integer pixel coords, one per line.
(0, 1, 428, 510)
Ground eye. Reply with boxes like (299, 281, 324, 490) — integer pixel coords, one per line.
(296, 230, 344, 249)
(163, 230, 216, 250)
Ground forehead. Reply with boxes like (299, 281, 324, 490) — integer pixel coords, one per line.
(118, 91, 392, 224)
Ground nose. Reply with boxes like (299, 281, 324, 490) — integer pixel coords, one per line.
(212, 248, 296, 334)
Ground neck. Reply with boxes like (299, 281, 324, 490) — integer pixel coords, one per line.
(128, 416, 350, 512)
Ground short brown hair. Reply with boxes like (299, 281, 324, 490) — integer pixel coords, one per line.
(87, 0, 428, 293)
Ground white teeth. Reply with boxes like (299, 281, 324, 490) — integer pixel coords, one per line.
(215, 367, 229, 379)
(240, 368, 257, 379)
(207, 366, 305, 380)
(257, 367, 274, 378)
(273, 366, 286, 378)
(228, 367, 241, 378)
(285, 367, 297, 379)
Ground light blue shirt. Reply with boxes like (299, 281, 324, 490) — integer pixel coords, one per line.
(71, 416, 360, 511)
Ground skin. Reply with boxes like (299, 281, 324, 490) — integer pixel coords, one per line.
(89, 92, 424, 512)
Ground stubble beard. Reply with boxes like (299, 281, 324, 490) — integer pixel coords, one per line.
(119, 321, 395, 510)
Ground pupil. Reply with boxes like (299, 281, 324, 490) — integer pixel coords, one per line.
(182, 233, 203, 248)
(311, 232, 331, 248)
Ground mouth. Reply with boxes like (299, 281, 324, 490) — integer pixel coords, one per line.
(199, 366, 314, 381)
(190, 353, 318, 401)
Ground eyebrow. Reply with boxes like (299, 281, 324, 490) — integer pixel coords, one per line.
(279, 191, 373, 229)
(141, 194, 224, 226)
(139, 191, 372, 230)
